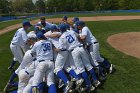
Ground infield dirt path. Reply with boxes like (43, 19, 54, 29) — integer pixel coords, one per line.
(1, 16, 140, 58)
(107, 32, 140, 59)
(1, 16, 140, 35)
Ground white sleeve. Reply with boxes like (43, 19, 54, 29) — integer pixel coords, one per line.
(81, 27, 88, 36)
(53, 32, 62, 35)
(59, 37, 67, 50)
(22, 31, 28, 42)
(31, 43, 37, 53)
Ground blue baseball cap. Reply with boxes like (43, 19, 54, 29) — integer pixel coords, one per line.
(63, 16, 68, 20)
(73, 17, 79, 23)
(22, 20, 32, 26)
(58, 23, 67, 32)
(36, 32, 46, 39)
(50, 24, 58, 31)
(75, 21, 85, 27)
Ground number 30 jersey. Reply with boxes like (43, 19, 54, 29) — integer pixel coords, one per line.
(31, 40, 53, 61)
(59, 30, 81, 51)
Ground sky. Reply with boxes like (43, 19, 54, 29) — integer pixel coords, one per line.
(32, 0, 38, 4)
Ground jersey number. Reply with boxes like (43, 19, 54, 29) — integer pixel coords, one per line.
(66, 35, 75, 43)
(42, 43, 51, 51)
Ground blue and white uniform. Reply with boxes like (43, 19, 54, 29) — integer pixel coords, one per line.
(10, 28, 29, 63)
(31, 39, 55, 89)
(80, 26, 104, 66)
(59, 30, 93, 74)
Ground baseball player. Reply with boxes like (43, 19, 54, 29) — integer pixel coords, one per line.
(3, 31, 37, 93)
(58, 23, 101, 92)
(70, 17, 80, 33)
(36, 16, 52, 31)
(9, 20, 32, 69)
(30, 32, 56, 93)
(62, 16, 68, 23)
(45, 24, 83, 91)
(76, 21, 114, 74)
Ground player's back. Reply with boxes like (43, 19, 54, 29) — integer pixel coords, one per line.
(33, 40, 53, 61)
(81, 26, 97, 44)
(44, 31, 61, 48)
(11, 28, 27, 46)
(60, 30, 81, 50)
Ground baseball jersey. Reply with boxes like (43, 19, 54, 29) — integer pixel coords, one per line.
(36, 22, 52, 29)
(11, 28, 28, 47)
(44, 31, 61, 49)
(80, 26, 97, 44)
(31, 40, 53, 61)
(59, 30, 81, 51)
(27, 31, 36, 39)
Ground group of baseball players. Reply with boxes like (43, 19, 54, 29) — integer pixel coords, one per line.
(3, 16, 115, 93)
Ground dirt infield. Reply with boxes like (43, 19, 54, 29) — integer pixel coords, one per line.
(107, 32, 140, 59)
(1, 16, 140, 35)
(1, 16, 140, 58)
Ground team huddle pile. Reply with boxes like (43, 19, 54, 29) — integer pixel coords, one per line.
(3, 16, 115, 93)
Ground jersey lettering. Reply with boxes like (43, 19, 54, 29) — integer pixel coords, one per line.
(42, 43, 51, 51)
(66, 34, 75, 43)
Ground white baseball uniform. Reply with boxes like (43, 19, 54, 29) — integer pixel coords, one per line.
(10, 28, 29, 63)
(15, 31, 37, 74)
(36, 22, 52, 29)
(59, 30, 93, 74)
(80, 26, 104, 66)
(44, 31, 61, 60)
(31, 40, 55, 87)
(17, 60, 38, 93)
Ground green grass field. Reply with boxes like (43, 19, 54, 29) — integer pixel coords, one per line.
(0, 14, 140, 93)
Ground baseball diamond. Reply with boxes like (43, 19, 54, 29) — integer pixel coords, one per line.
(0, 12, 140, 93)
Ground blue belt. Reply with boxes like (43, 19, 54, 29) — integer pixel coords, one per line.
(25, 71, 29, 75)
(39, 60, 53, 62)
(70, 45, 83, 52)
(93, 42, 98, 44)
(12, 43, 16, 45)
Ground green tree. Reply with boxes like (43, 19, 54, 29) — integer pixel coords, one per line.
(35, 0, 46, 13)
(0, 0, 12, 13)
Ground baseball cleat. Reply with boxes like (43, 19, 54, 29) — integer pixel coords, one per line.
(93, 80, 101, 88)
(32, 87, 40, 93)
(109, 64, 115, 74)
(58, 79, 65, 88)
(3, 82, 13, 93)
(75, 79, 84, 90)
(89, 85, 95, 92)
(63, 81, 73, 93)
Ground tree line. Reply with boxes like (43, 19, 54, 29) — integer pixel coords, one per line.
(0, 0, 140, 15)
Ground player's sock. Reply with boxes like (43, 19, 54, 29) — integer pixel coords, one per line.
(38, 82, 46, 92)
(11, 82, 18, 87)
(81, 71, 91, 86)
(9, 60, 16, 69)
(9, 72, 17, 83)
(69, 69, 80, 80)
(89, 69, 98, 81)
(97, 65, 105, 77)
(48, 84, 56, 93)
(103, 59, 111, 69)
(57, 70, 69, 85)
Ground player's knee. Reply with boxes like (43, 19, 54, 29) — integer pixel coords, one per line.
(54, 68, 62, 74)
